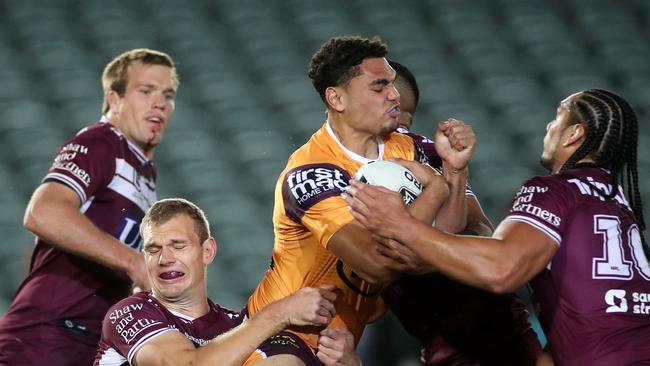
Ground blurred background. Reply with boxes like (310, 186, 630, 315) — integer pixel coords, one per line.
(0, 0, 648, 364)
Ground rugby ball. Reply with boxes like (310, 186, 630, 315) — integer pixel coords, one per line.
(354, 160, 423, 205)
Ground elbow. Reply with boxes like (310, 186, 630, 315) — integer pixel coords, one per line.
(23, 206, 40, 234)
(481, 266, 523, 294)
(23, 201, 49, 236)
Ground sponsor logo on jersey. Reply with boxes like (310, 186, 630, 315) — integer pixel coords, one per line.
(604, 289, 650, 315)
(283, 163, 351, 222)
(511, 185, 561, 226)
(567, 177, 631, 210)
(116, 215, 143, 250)
(108, 303, 162, 343)
(52, 161, 91, 187)
(61, 142, 89, 154)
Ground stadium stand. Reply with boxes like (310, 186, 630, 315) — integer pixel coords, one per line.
(0, 0, 648, 364)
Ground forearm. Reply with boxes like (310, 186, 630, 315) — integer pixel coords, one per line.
(434, 164, 468, 233)
(197, 301, 288, 366)
(329, 221, 402, 285)
(407, 180, 449, 225)
(24, 187, 138, 274)
(397, 219, 517, 292)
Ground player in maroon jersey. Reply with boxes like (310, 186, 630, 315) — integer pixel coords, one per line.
(358, 60, 541, 366)
(0, 49, 179, 366)
(95, 198, 349, 366)
(346, 88, 650, 366)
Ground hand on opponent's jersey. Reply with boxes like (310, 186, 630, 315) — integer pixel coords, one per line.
(280, 285, 338, 327)
(317, 327, 361, 366)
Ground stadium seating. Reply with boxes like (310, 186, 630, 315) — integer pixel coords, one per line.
(0, 1, 648, 364)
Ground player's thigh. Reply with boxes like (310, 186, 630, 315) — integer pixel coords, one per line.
(250, 354, 307, 366)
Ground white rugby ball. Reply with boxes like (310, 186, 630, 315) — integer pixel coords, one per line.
(354, 160, 423, 205)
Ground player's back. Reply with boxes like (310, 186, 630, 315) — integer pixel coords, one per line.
(248, 123, 419, 349)
(512, 165, 650, 365)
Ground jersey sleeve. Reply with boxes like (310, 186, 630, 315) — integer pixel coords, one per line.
(101, 296, 177, 364)
(43, 133, 115, 205)
(281, 163, 354, 248)
(504, 176, 572, 246)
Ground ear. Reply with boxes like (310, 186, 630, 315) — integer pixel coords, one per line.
(107, 90, 121, 116)
(563, 123, 586, 147)
(202, 237, 217, 265)
(325, 86, 345, 112)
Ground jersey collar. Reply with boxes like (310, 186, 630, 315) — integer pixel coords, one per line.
(325, 120, 385, 164)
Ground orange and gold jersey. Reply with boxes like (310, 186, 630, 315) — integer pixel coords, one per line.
(247, 122, 424, 349)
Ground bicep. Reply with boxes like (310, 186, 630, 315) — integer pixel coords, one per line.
(29, 181, 82, 209)
(134, 330, 195, 366)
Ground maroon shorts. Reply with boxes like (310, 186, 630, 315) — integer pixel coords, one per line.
(249, 330, 324, 366)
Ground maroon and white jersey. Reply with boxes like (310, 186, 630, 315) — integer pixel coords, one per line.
(94, 292, 245, 366)
(505, 165, 650, 366)
(0, 118, 156, 344)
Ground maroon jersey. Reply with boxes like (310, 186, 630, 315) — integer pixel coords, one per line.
(94, 292, 244, 365)
(505, 165, 650, 366)
(386, 130, 538, 365)
(0, 119, 156, 350)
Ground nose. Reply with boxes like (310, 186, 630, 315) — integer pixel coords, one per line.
(158, 246, 175, 265)
(388, 84, 400, 101)
(152, 92, 166, 111)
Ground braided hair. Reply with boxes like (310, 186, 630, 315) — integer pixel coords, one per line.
(561, 89, 646, 252)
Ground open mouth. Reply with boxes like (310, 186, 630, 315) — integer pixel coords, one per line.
(159, 271, 185, 280)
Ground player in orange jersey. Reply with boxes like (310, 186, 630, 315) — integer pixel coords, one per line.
(246, 35, 476, 366)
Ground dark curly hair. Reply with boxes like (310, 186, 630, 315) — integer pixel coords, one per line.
(308, 36, 389, 105)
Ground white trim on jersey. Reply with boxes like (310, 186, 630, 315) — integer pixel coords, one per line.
(326, 120, 385, 164)
(505, 215, 562, 246)
(80, 196, 95, 214)
(169, 309, 196, 322)
(96, 346, 126, 366)
(127, 327, 177, 364)
(44, 172, 88, 204)
(108, 158, 156, 213)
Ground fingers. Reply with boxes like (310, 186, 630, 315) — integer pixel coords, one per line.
(317, 328, 356, 366)
(440, 118, 475, 151)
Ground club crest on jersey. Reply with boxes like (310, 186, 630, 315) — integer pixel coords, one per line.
(283, 163, 351, 222)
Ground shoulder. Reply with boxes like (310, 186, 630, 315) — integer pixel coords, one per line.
(65, 122, 120, 155)
(281, 162, 351, 221)
(104, 293, 165, 325)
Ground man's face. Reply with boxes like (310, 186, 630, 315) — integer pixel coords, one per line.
(108, 62, 177, 154)
(339, 57, 400, 137)
(142, 214, 211, 302)
(540, 93, 580, 173)
(394, 76, 416, 130)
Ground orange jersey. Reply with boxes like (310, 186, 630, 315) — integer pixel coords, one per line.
(247, 122, 423, 349)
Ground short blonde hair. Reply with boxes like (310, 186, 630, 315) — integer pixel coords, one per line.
(101, 48, 179, 114)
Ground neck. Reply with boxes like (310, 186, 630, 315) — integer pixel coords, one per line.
(328, 114, 380, 159)
(153, 289, 209, 319)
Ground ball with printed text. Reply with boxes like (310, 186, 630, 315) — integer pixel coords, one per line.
(353, 160, 422, 205)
